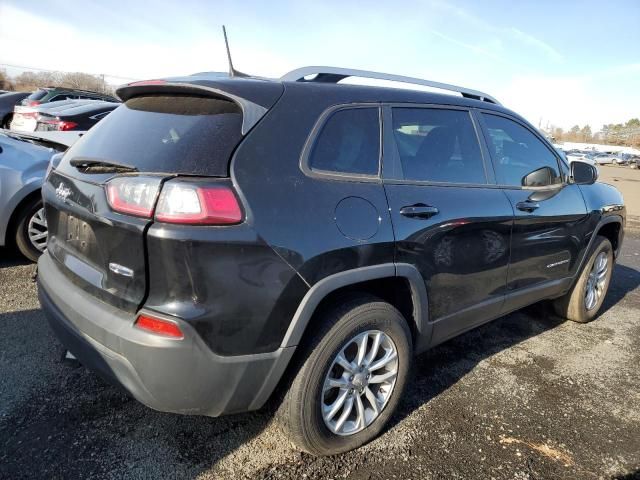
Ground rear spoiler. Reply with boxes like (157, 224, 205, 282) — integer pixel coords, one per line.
(116, 81, 267, 135)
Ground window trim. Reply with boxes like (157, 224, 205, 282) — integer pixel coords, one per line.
(475, 109, 567, 190)
(381, 103, 492, 187)
(299, 103, 383, 183)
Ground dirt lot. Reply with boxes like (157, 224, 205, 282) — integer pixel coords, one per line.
(1, 181, 639, 479)
(598, 164, 640, 227)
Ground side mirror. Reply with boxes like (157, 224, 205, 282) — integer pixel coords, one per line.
(522, 166, 555, 187)
(571, 160, 598, 185)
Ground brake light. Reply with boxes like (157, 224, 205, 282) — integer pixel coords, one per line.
(37, 118, 78, 131)
(58, 120, 78, 131)
(155, 183, 242, 225)
(27, 100, 40, 107)
(135, 314, 183, 338)
(106, 177, 162, 218)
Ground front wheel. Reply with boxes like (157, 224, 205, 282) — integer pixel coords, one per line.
(14, 197, 48, 262)
(553, 236, 613, 323)
(281, 296, 412, 456)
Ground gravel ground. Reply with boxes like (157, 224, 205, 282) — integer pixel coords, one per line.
(0, 233, 639, 480)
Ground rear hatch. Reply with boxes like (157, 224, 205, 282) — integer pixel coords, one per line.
(42, 82, 279, 312)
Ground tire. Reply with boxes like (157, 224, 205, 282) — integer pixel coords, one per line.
(14, 197, 48, 262)
(2, 113, 12, 129)
(553, 236, 613, 323)
(280, 295, 412, 456)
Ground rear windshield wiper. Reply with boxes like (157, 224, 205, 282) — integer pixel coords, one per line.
(70, 158, 139, 174)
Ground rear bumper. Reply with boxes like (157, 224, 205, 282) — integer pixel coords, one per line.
(37, 252, 294, 416)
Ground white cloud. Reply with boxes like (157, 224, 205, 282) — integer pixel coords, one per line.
(500, 66, 640, 131)
(507, 28, 563, 64)
(428, 0, 564, 63)
(0, 4, 293, 85)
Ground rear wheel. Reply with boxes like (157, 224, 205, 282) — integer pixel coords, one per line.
(281, 295, 412, 456)
(553, 236, 613, 323)
(14, 197, 48, 262)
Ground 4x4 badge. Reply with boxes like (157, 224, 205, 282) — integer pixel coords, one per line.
(55, 182, 72, 200)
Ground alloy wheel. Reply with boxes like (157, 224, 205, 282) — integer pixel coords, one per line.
(585, 251, 608, 310)
(27, 207, 48, 252)
(321, 330, 398, 436)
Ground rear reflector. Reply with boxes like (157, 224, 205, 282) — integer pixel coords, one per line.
(106, 176, 162, 218)
(135, 314, 183, 338)
(155, 183, 242, 225)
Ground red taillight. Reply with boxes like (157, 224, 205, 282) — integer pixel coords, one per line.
(37, 118, 79, 131)
(106, 177, 162, 218)
(27, 100, 40, 107)
(155, 183, 242, 225)
(135, 314, 183, 338)
(58, 121, 78, 131)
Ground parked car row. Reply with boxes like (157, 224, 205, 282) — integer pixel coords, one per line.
(562, 148, 639, 167)
(1, 87, 120, 260)
(11, 99, 119, 133)
(0, 87, 120, 133)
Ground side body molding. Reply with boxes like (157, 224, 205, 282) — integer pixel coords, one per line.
(280, 263, 431, 352)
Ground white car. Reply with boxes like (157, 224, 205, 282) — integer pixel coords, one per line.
(594, 154, 623, 165)
(11, 100, 83, 132)
(566, 152, 596, 166)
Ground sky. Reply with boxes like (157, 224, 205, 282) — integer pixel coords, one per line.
(1, 0, 639, 132)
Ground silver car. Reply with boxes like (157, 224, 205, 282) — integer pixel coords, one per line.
(0, 130, 71, 261)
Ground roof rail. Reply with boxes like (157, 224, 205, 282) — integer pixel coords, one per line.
(280, 66, 501, 105)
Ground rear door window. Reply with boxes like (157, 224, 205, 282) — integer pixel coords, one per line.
(308, 107, 380, 176)
(60, 95, 243, 177)
(390, 108, 486, 184)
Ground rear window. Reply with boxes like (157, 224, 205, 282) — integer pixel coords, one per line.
(308, 107, 380, 176)
(61, 95, 243, 176)
(25, 90, 48, 102)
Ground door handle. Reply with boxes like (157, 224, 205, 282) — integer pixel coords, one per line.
(516, 201, 540, 212)
(399, 204, 439, 219)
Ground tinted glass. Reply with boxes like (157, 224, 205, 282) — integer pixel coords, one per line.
(27, 90, 47, 101)
(61, 95, 243, 176)
(50, 95, 74, 102)
(309, 108, 379, 175)
(391, 108, 486, 183)
(482, 114, 561, 187)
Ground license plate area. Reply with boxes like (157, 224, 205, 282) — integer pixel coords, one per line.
(64, 213, 97, 254)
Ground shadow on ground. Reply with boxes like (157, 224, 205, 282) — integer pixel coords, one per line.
(0, 246, 30, 268)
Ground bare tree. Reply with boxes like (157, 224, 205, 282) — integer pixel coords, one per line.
(11, 70, 113, 95)
(0, 69, 14, 90)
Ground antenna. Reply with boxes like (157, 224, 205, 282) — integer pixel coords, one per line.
(222, 26, 249, 78)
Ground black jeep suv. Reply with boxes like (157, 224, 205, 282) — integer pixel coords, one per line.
(38, 67, 625, 456)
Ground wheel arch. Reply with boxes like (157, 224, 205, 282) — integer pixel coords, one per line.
(279, 263, 430, 353)
(595, 217, 623, 258)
